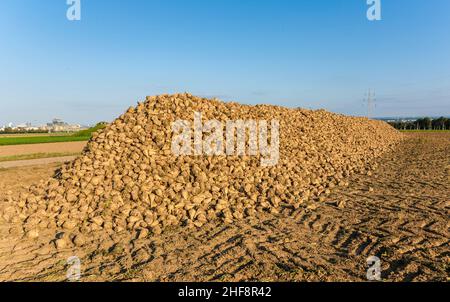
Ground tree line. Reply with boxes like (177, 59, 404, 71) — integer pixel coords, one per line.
(388, 117, 450, 130)
(0, 128, 49, 135)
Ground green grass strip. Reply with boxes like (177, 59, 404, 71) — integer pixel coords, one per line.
(0, 136, 90, 146)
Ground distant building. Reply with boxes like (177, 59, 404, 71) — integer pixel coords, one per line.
(44, 118, 84, 132)
(0, 119, 87, 133)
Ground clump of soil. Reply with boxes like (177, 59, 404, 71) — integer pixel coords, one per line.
(1, 94, 403, 247)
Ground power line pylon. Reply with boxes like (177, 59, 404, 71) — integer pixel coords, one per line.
(364, 89, 376, 119)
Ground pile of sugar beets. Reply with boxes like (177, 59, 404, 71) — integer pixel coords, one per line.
(2, 94, 403, 248)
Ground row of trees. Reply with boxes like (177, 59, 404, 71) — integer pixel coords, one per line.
(388, 117, 450, 130)
(0, 128, 48, 134)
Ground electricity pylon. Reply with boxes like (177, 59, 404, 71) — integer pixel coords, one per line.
(364, 89, 376, 119)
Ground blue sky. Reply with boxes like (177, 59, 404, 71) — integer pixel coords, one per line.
(1, 0, 449, 125)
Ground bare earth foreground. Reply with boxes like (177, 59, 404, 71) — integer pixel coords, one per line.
(0, 133, 448, 281)
(0, 141, 86, 157)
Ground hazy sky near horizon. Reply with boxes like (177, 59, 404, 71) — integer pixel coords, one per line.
(1, 0, 449, 125)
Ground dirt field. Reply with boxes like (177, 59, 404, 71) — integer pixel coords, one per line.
(0, 142, 87, 157)
(0, 132, 448, 281)
(0, 156, 78, 169)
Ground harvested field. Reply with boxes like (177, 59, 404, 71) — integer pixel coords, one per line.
(0, 142, 87, 158)
(0, 153, 79, 163)
(0, 132, 448, 281)
(0, 164, 62, 197)
(0, 95, 448, 282)
(0, 156, 78, 169)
